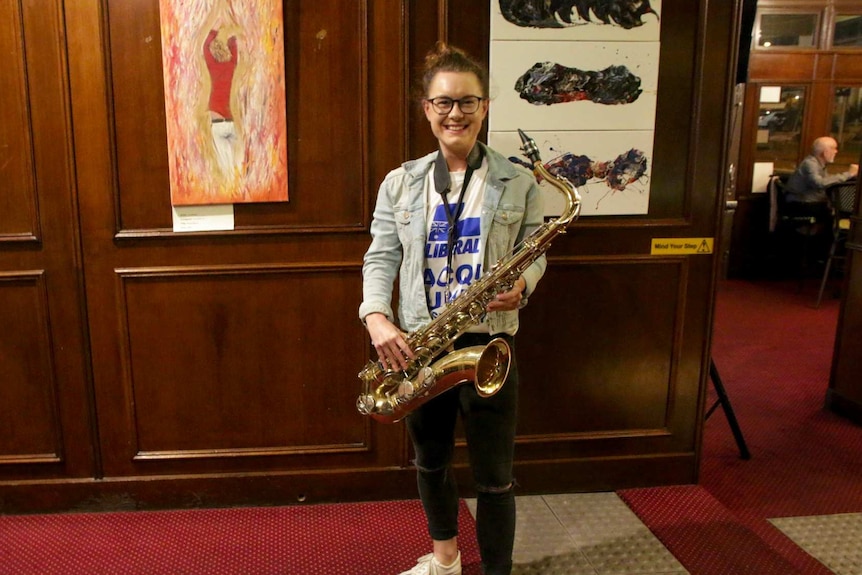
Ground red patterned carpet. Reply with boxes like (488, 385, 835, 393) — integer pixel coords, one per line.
(703, 279, 862, 519)
(621, 279, 862, 574)
(0, 499, 482, 575)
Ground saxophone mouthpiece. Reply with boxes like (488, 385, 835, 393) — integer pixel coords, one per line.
(517, 129, 542, 165)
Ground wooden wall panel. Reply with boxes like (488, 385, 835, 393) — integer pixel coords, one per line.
(834, 52, 862, 79)
(0, 0, 95, 487)
(0, 0, 37, 240)
(748, 52, 818, 81)
(0, 274, 60, 462)
(118, 266, 367, 459)
(517, 261, 683, 437)
(749, 52, 862, 84)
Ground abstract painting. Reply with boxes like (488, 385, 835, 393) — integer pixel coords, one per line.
(159, 0, 288, 206)
(489, 0, 662, 216)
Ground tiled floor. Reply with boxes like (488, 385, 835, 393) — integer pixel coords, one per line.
(770, 513, 862, 575)
(467, 493, 861, 575)
(466, 492, 689, 574)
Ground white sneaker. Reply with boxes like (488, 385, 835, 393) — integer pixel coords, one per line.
(398, 551, 462, 575)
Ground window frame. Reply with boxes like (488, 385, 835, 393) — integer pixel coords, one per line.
(830, 12, 862, 49)
(752, 9, 822, 51)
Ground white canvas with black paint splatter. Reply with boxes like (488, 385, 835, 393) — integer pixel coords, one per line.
(490, 130, 653, 216)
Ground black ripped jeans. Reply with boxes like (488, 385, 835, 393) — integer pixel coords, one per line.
(405, 333, 518, 575)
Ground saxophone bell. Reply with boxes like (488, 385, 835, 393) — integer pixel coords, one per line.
(357, 337, 511, 423)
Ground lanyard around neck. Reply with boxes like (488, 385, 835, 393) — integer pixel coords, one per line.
(441, 168, 473, 255)
(433, 147, 482, 287)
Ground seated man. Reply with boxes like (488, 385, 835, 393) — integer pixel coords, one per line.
(784, 136, 858, 220)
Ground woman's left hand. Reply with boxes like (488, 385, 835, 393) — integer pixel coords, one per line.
(486, 277, 526, 312)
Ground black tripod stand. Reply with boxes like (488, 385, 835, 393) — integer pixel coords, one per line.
(705, 359, 751, 460)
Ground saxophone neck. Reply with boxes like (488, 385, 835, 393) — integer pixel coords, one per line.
(518, 129, 581, 226)
(533, 159, 581, 226)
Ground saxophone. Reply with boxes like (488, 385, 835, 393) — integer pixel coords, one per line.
(356, 129, 581, 423)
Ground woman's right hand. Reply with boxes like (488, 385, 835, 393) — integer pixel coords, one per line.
(364, 313, 415, 372)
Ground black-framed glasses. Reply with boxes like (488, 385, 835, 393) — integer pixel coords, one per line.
(426, 96, 484, 115)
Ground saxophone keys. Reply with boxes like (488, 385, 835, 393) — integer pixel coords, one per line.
(397, 379, 415, 399)
(415, 366, 435, 389)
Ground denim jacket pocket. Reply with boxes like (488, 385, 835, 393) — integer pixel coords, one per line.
(394, 206, 422, 244)
(489, 205, 526, 255)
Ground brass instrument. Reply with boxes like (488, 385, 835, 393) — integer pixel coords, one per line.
(356, 129, 581, 423)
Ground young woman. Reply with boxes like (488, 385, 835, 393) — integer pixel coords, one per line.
(359, 43, 546, 575)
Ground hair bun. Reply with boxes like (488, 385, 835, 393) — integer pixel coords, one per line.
(420, 42, 488, 99)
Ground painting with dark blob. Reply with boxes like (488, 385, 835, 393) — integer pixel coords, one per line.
(489, 131, 653, 215)
(488, 41, 659, 132)
(510, 147, 648, 190)
(499, 0, 659, 30)
(515, 62, 642, 105)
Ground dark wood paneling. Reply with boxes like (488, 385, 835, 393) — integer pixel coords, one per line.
(816, 52, 835, 77)
(749, 52, 862, 84)
(828, 241, 862, 420)
(834, 52, 862, 79)
(647, 0, 699, 221)
(407, 0, 443, 160)
(0, 0, 736, 511)
(748, 52, 818, 81)
(0, 0, 37, 240)
(0, 0, 96, 485)
(116, 266, 367, 462)
(517, 261, 683, 436)
(0, 273, 61, 463)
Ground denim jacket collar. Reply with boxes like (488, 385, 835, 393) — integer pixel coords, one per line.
(401, 141, 520, 212)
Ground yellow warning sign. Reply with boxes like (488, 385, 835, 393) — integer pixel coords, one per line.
(651, 238, 714, 255)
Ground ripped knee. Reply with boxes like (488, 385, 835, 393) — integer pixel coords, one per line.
(475, 481, 514, 494)
(414, 460, 449, 475)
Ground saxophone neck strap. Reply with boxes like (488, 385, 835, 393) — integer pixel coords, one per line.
(433, 144, 483, 197)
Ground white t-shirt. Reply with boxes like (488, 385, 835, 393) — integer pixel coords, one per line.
(424, 161, 489, 333)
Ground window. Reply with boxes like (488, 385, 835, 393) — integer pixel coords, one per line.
(755, 12, 819, 48)
(755, 86, 806, 174)
(831, 87, 862, 168)
(833, 15, 862, 48)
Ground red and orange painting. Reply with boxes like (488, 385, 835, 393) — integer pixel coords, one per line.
(159, 0, 288, 206)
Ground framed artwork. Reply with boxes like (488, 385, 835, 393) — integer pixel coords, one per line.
(489, 0, 662, 216)
(159, 0, 288, 206)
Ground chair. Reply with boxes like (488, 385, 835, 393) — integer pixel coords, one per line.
(768, 174, 819, 285)
(815, 180, 857, 308)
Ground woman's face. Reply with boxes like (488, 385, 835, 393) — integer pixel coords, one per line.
(423, 71, 488, 164)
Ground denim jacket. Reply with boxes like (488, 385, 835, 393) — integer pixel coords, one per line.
(359, 142, 546, 335)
